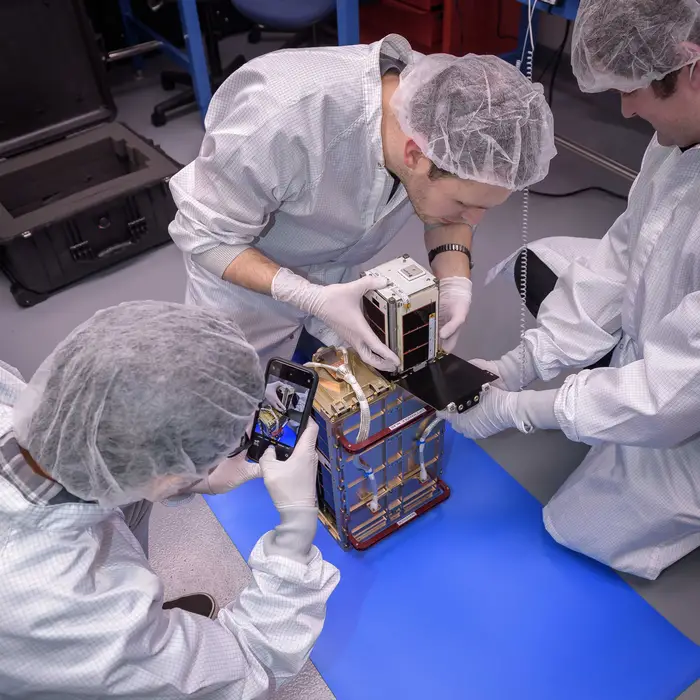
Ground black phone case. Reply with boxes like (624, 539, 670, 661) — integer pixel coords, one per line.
(247, 358, 319, 462)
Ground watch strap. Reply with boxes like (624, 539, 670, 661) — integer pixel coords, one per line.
(428, 243, 473, 269)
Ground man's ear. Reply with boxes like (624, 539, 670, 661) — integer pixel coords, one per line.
(403, 139, 426, 171)
(680, 41, 700, 57)
(680, 42, 700, 88)
(690, 63, 700, 90)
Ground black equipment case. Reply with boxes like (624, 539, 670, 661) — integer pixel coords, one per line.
(0, 0, 180, 307)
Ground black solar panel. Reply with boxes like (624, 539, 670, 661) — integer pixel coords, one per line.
(363, 296, 387, 345)
(402, 303, 435, 366)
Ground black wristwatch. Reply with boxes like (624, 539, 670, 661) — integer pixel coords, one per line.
(428, 243, 473, 270)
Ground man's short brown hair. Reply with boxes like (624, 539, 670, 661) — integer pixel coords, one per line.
(428, 163, 453, 180)
(652, 69, 682, 99)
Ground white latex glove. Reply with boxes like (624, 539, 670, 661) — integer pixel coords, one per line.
(260, 420, 321, 564)
(312, 325, 345, 349)
(439, 385, 559, 440)
(272, 268, 400, 372)
(470, 358, 508, 391)
(264, 381, 288, 412)
(260, 419, 319, 510)
(438, 277, 473, 354)
(496, 343, 540, 392)
(305, 317, 345, 349)
(188, 452, 262, 495)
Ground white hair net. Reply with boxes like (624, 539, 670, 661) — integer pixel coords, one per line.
(13, 301, 264, 507)
(572, 0, 700, 93)
(390, 53, 556, 190)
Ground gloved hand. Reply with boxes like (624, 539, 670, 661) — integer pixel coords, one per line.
(187, 452, 262, 495)
(272, 268, 400, 372)
(496, 343, 540, 392)
(309, 321, 345, 350)
(264, 381, 288, 412)
(469, 358, 508, 391)
(260, 420, 321, 564)
(305, 315, 344, 350)
(439, 385, 559, 440)
(260, 419, 319, 510)
(438, 277, 472, 354)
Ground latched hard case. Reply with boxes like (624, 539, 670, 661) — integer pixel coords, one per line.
(0, 0, 180, 307)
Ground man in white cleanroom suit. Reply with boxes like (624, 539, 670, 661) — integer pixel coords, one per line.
(0, 302, 338, 699)
(168, 34, 556, 370)
(443, 0, 700, 581)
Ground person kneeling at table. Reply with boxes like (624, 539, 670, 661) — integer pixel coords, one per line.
(442, 0, 700, 583)
(0, 301, 338, 699)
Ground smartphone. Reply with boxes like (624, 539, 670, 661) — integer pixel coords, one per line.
(247, 358, 319, 462)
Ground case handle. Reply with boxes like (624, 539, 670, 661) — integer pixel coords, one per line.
(96, 240, 137, 258)
(71, 216, 147, 262)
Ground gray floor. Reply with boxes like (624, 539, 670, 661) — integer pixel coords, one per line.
(150, 496, 334, 700)
(1, 37, 698, 699)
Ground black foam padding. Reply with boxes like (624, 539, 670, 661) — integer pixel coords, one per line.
(0, 122, 178, 242)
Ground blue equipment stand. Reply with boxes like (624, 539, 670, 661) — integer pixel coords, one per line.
(206, 431, 700, 700)
(336, 0, 360, 46)
(118, 1, 360, 122)
(118, 0, 212, 121)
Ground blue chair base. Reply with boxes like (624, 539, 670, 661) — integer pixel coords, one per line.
(233, 0, 336, 30)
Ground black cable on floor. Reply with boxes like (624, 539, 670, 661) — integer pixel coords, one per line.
(530, 186, 628, 201)
(536, 48, 558, 83)
(547, 20, 571, 107)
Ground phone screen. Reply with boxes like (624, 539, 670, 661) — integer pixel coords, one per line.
(247, 359, 318, 462)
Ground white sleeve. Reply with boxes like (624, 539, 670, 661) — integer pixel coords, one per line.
(520, 140, 677, 384)
(116, 536, 339, 698)
(554, 291, 700, 448)
(523, 204, 632, 381)
(0, 360, 24, 384)
(168, 74, 308, 278)
(0, 361, 25, 435)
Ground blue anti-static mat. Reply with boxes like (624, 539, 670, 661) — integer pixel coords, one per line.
(206, 431, 700, 700)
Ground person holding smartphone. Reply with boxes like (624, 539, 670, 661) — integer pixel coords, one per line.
(245, 359, 319, 464)
(0, 301, 339, 699)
